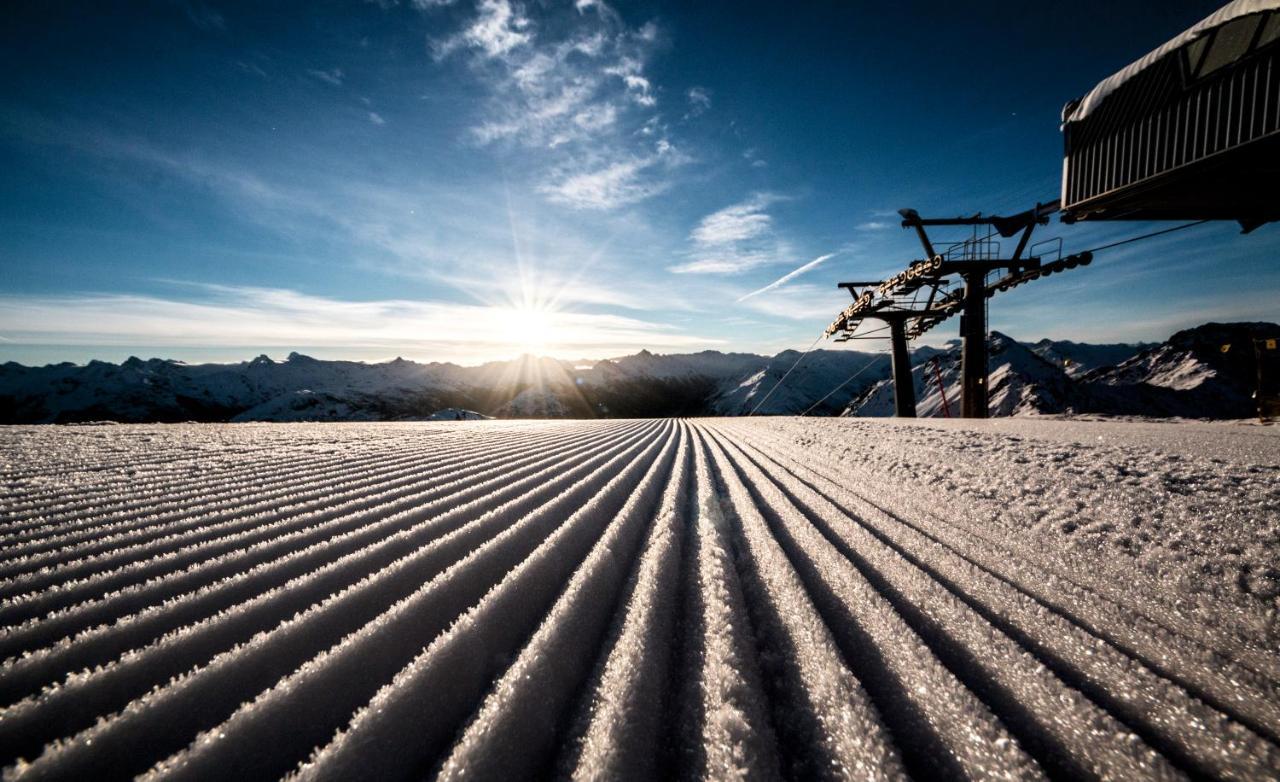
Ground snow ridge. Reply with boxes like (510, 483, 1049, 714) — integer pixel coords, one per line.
(0, 418, 1277, 780)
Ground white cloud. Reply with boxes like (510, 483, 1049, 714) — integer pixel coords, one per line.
(671, 193, 793, 274)
(0, 286, 718, 362)
(735, 282, 845, 321)
(368, 111, 386, 125)
(691, 194, 776, 245)
(307, 68, 344, 86)
(571, 103, 616, 133)
(178, 0, 225, 31)
(604, 56, 655, 107)
(464, 0, 531, 58)
(856, 221, 890, 230)
(428, 0, 674, 209)
(737, 252, 837, 301)
(432, 0, 531, 60)
(686, 86, 711, 115)
(540, 151, 668, 210)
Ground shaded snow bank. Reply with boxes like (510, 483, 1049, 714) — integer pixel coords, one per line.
(752, 415, 1280, 629)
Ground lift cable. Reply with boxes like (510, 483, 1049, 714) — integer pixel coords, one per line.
(1076, 219, 1210, 255)
(799, 349, 891, 416)
(746, 332, 825, 416)
(776, 219, 1211, 419)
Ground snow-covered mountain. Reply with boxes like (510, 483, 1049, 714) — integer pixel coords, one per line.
(1028, 338, 1152, 378)
(1, 322, 1271, 422)
(710, 349, 891, 416)
(0, 353, 472, 424)
(1080, 322, 1280, 419)
(849, 332, 1075, 418)
(846, 322, 1278, 419)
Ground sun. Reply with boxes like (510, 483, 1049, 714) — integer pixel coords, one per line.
(513, 304, 557, 354)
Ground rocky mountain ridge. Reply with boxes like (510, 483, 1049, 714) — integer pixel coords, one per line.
(2, 322, 1274, 422)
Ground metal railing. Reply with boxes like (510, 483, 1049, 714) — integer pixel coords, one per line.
(1064, 44, 1279, 210)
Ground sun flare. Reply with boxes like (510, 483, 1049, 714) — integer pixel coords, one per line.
(512, 304, 557, 354)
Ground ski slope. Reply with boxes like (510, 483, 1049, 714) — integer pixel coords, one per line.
(1, 418, 1277, 781)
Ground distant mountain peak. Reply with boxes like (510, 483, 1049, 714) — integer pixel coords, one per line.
(2, 323, 1272, 423)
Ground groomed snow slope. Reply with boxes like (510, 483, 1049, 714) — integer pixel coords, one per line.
(0, 418, 1277, 781)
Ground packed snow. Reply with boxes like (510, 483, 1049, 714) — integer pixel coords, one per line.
(0, 418, 1277, 780)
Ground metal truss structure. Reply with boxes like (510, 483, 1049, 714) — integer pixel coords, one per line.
(825, 199, 1093, 418)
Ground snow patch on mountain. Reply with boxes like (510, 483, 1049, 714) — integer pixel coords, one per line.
(1029, 339, 1149, 378)
(2, 322, 1273, 422)
(711, 349, 892, 416)
(849, 332, 1074, 418)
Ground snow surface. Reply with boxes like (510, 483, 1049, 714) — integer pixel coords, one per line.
(0, 418, 1277, 780)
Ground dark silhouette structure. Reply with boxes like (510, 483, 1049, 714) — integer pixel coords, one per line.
(826, 202, 1089, 418)
(824, 2, 1280, 420)
(1061, 2, 1280, 231)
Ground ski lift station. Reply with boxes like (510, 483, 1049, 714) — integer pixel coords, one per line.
(816, 0, 1280, 420)
(1061, 0, 1280, 231)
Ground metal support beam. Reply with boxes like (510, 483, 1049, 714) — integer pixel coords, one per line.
(828, 199, 1063, 419)
(960, 270, 988, 418)
(889, 318, 916, 418)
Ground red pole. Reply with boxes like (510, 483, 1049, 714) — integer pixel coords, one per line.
(931, 358, 952, 418)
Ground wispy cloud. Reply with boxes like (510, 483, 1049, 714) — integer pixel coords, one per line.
(540, 140, 684, 209)
(691, 194, 776, 245)
(307, 67, 344, 86)
(686, 86, 711, 116)
(176, 0, 225, 31)
(368, 111, 386, 125)
(670, 193, 793, 274)
(432, 0, 531, 59)
(735, 282, 845, 321)
(430, 0, 676, 210)
(0, 285, 721, 363)
(235, 60, 268, 78)
(737, 252, 837, 301)
(856, 221, 890, 231)
(0, 109, 687, 310)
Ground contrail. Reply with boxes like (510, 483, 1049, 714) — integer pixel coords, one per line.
(737, 252, 837, 301)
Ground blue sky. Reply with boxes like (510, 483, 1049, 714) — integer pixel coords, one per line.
(2, 0, 1277, 365)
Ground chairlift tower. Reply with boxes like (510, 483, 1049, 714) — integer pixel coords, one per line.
(899, 202, 1058, 417)
(821, 3, 1279, 422)
(827, 200, 1090, 419)
(827, 292, 930, 417)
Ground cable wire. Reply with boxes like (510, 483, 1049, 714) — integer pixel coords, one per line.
(799, 349, 890, 416)
(746, 332, 824, 416)
(1079, 219, 1210, 255)
(803, 219, 1210, 420)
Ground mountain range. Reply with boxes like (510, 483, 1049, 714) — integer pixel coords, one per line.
(1, 322, 1275, 423)
(850, 322, 1277, 419)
